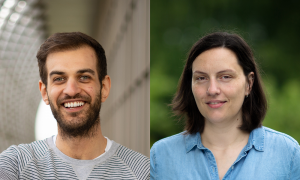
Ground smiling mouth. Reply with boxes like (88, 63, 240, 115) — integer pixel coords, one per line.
(206, 101, 226, 108)
(207, 101, 225, 105)
(63, 101, 85, 108)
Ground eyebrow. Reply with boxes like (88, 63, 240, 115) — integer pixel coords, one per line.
(49, 71, 65, 77)
(49, 68, 95, 77)
(193, 69, 236, 75)
(77, 68, 95, 75)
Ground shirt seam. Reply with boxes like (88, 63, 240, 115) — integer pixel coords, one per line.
(288, 145, 297, 180)
(264, 127, 299, 146)
(115, 147, 138, 179)
(152, 145, 157, 180)
(18, 141, 50, 178)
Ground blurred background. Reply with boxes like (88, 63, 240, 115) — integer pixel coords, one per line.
(151, 0, 300, 146)
(0, 0, 150, 157)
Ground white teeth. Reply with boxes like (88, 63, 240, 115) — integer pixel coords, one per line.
(64, 101, 85, 108)
(210, 102, 219, 105)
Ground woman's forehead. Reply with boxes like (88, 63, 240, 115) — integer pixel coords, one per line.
(192, 48, 243, 74)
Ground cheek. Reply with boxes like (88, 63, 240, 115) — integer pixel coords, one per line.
(223, 83, 245, 102)
(191, 85, 208, 115)
(86, 86, 100, 96)
(87, 86, 93, 92)
(49, 87, 61, 101)
(192, 84, 206, 102)
(86, 86, 96, 95)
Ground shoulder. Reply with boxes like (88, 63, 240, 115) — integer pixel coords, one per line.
(150, 131, 192, 159)
(150, 132, 203, 179)
(261, 126, 300, 161)
(114, 144, 149, 180)
(115, 144, 149, 165)
(151, 132, 186, 151)
(262, 126, 300, 160)
(263, 126, 299, 147)
(0, 139, 49, 160)
(0, 139, 50, 179)
(151, 131, 192, 159)
(262, 127, 300, 178)
(150, 132, 190, 172)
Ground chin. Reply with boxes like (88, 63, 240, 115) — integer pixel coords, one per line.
(204, 115, 227, 124)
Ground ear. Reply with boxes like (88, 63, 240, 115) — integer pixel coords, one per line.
(101, 75, 111, 102)
(246, 72, 254, 95)
(39, 80, 49, 105)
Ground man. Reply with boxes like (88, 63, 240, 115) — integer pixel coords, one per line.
(0, 32, 149, 179)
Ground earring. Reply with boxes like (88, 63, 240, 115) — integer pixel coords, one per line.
(246, 94, 248, 98)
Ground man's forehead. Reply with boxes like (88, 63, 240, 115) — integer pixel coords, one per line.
(45, 46, 98, 76)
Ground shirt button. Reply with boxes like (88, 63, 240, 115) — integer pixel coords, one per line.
(232, 166, 234, 169)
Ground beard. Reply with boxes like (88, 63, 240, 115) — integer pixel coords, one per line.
(48, 91, 102, 139)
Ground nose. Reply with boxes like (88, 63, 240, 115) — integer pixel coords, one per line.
(206, 79, 220, 96)
(63, 78, 81, 97)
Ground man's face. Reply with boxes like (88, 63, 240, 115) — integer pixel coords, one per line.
(39, 46, 110, 138)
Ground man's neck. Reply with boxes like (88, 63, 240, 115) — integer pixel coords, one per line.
(55, 127, 107, 160)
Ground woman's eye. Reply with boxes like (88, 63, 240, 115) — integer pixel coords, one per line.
(221, 75, 231, 80)
(197, 77, 207, 80)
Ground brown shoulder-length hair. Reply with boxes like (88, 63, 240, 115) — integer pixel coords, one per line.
(36, 32, 107, 86)
(172, 32, 267, 134)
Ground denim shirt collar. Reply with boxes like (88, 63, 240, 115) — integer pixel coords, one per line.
(247, 126, 265, 152)
(184, 126, 265, 153)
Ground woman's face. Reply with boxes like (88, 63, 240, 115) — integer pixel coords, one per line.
(191, 47, 253, 126)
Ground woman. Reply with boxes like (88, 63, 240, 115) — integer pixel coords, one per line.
(150, 32, 300, 180)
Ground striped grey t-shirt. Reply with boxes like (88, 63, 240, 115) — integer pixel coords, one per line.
(0, 137, 149, 180)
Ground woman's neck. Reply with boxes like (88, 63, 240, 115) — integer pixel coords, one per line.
(201, 119, 249, 150)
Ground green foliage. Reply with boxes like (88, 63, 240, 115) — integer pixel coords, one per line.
(150, 0, 300, 147)
(150, 66, 183, 146)
(264, 78, 300, 142)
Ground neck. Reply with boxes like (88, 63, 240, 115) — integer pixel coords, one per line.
(201, 117, 249, 149)
(56, 124, 107, 160)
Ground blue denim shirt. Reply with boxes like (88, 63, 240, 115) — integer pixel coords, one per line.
(150, 127, 300, 180)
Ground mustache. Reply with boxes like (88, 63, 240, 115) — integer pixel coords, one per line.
(57, 94, 91, 105)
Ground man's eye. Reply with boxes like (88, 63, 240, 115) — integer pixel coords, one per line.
(54, 77, 65, 82)
(80, 76, 90, 80)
